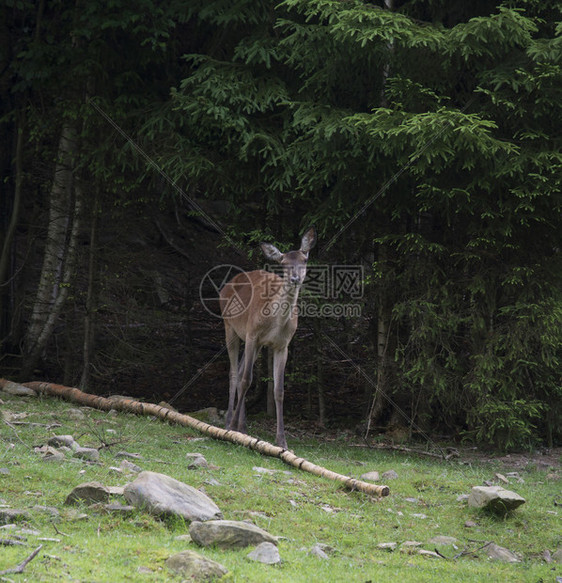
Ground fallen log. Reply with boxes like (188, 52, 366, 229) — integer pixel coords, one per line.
(0, 379, 389, 497)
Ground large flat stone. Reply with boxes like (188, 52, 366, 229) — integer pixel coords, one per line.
(468, 486, 525, 513)
(124, 471, 222, 522)
(189, 519, 277, 549)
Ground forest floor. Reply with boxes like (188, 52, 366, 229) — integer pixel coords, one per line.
(1, 387, 560, 582)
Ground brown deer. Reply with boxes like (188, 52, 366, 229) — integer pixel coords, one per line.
(219, 227, 317, 449)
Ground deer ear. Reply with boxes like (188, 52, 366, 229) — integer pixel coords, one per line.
(300, 226, 317, 255)
(260, 242, 284, 263)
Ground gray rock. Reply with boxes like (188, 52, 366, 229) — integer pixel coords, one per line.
(66, 408, 86, 420)
(247, 542, 281, 564)
(33, 505, 60, 518)
(48, 435, 76, 448)
(552, 549, 562, 563)
(485, 542, 520, 563)
(0, 468, 9, 475)
(190, 519, 276, 549)
(65, 481, 110, 505)
(1, 381, 37, 396)
(186, 453, 209, 469)
(35, 445, 65, 461)
(468, 486, 525, 513)
(0, 509, 30, 524)
(116, 451, 142, 459)
(124, 471, 222, 522)
(382, 469, 399, 480)
(377, 542, 397, 551)
(166, 549, 228, 580)
(120, 459, 142, 473)
(73, 447, 100, 462)
(360, 471, 380, 482)
(101, 503, 135, 514)
(309, 543, 330, 560)
(418, 549, 442, 558)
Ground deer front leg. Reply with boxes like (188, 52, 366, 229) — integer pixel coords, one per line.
(224, 327, 240, 430)
(273, 346, 289, 449)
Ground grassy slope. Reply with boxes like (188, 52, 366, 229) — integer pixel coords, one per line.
(0, 392, 559, 582)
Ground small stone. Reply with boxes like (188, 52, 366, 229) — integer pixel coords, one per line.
(404, 497, 420, 504)
(35, 445, 65, 461)
(186, 454, 209, 469)
(73, 447, 100, 462)
(65, 481, 110, 505)
(33, 505, 60, 518)
(116, 451, 142, 459)
(247, 542, 281, 565)
(48, 435, 76, 448)
(464, 520, 477, 528)
(253, 466, 277, 475)
(360, 471, 380, 482)
(485, 542, 520, 563)
(166, 549, 228, 580)
(67, 408, 86, 420)
(377, 542, 397, 551)
(552, 549, 562, 563)
(456, 494, 469, 502)
(495, 473, 509, 484)
(381, 470, 398, 480)
(309, 544, 330, 560)
(102, 503, 135, 514)
(120, 459, 142, 473)
(63, 508, 89, 521)
(0, 468, 9, 475)
(418, 549, 442, 558)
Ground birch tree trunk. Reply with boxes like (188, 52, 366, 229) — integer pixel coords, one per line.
(22, 121, 82, 377)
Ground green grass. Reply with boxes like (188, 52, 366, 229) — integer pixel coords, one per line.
(1, 392, 560, 582)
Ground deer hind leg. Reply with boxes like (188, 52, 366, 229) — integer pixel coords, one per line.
(224, 325, 240, 430)
(231, 337, 259, 434)
(272, 346, 289, 449)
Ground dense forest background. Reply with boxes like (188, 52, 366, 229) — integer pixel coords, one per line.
(1, 0, 560, 450)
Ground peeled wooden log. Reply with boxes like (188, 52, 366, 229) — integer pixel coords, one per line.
(0, 378, 389, 497)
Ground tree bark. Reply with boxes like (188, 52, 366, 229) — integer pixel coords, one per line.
(0, 378, 390, 497)
(79, 194, 99, 390)
(0, 116, 24, 345)
(22, 122, 81, 377)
